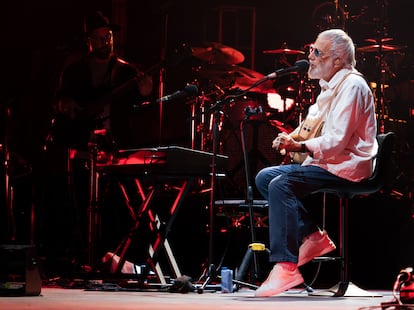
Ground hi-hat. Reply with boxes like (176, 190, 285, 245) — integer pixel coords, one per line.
(191, 42, 245, 65)
(357, 44, 406, 53)
(263, 48, 305, 55)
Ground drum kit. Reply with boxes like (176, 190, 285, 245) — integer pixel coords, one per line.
(356, 37, 409, 133)
(153, 0, 412, 200)
(177, 41, 314, 197)
(187, 41, 311, 155)
(180, 29, 409, 190)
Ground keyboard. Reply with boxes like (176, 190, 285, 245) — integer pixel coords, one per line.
(102, 145, 229, 176)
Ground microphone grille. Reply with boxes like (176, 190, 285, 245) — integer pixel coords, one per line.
(184, 84, 199, 95)
(295, 59, 310, 72)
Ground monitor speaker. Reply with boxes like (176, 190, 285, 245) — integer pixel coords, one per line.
(0, 244, 42, 296)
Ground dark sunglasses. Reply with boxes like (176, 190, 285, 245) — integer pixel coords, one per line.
(309, 45, 326, 58)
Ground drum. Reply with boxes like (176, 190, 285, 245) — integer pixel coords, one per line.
(267, 92, 295, 112)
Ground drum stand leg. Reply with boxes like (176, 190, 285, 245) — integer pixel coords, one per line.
(197, 109, 222, 293)
(87, 140, 100, 270)
(3, 105, 16, 242)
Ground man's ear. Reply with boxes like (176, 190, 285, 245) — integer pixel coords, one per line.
(334, 57, 342, 67)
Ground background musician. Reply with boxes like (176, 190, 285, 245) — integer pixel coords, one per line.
(55, 10, 153, 151)
(40, 10, 153, 272)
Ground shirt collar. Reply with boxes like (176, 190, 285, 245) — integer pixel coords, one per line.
(319, 68, 354, 91)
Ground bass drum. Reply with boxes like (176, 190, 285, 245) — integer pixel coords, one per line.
(218, 94, 286, 198)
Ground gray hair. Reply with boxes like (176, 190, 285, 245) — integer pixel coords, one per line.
(318, 28, 356, 68)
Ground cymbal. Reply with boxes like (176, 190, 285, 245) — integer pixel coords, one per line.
(194, 64, 238, 83)
(191, 42, 245, 65)
(230, 66, 275, 93)
(194, 65, 273, 93)
(263, 48, 305, 55)
(357, 44, 406, 53)
(364, 37, 394, 44)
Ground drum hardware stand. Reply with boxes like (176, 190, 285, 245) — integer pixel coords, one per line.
(291, 75, 313, 131)
(191, 84, 228, 152)
(196, 105, 223, 293)
(86, 129, 105, 270)
(191, 91, 210, 151)
(190, 94, 199, 150)
(3, 102, 15, 242)
(373, 0, 391, 134)
(157, 9, 171, 146)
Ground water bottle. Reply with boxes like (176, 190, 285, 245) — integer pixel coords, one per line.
(221, 267, 233, 293)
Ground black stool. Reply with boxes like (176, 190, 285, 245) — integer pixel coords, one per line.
(310, 132, 396, 297)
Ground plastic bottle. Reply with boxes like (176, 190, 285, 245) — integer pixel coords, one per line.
(221, 267, 233, 293)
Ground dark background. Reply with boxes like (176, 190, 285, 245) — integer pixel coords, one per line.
(1, 0, 414, 290)
(3, 0, 414, 157)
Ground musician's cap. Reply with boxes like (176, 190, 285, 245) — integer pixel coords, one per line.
(83, 10, 120, 34)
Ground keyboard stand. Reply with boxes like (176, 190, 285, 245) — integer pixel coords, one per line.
(104, 174, 194, 284)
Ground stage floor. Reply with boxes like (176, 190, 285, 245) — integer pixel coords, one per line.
(0, 286, 398, 310)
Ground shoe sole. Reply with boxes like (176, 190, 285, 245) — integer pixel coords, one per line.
(298, 244, 336, 266)
(254, 276, 304, 297)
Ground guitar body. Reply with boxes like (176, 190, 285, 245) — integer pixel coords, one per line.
(48, 112, 97, 149)
(283, 71, 356, 164)
(289, 115, 324, 164)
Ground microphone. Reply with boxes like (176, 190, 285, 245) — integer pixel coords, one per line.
(265, 59, 309, 80)
(155, 84, 198, 102)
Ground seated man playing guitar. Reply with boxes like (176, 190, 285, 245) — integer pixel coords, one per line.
(254, 29, 378, 297)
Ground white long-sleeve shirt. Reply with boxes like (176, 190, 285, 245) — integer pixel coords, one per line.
(303, 68, 378, 182)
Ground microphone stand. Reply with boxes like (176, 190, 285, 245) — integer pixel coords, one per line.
(238, 108, 262, 283)
(197, 76, 271, 293)
(197, 106, 222, 293)
(157, 11, 168, 145)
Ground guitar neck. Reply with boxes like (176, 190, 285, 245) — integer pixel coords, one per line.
(79, 77, 139, 120)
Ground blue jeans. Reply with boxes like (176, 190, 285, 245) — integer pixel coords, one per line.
(255, 164, 351, 263)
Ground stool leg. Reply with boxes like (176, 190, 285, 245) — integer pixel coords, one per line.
(310, 196, 382, 297)
(334, 196, 349, 297)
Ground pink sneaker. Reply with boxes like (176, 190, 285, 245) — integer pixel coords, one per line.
(298, 230, 336, 266)
(254, 264, 304, 297)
